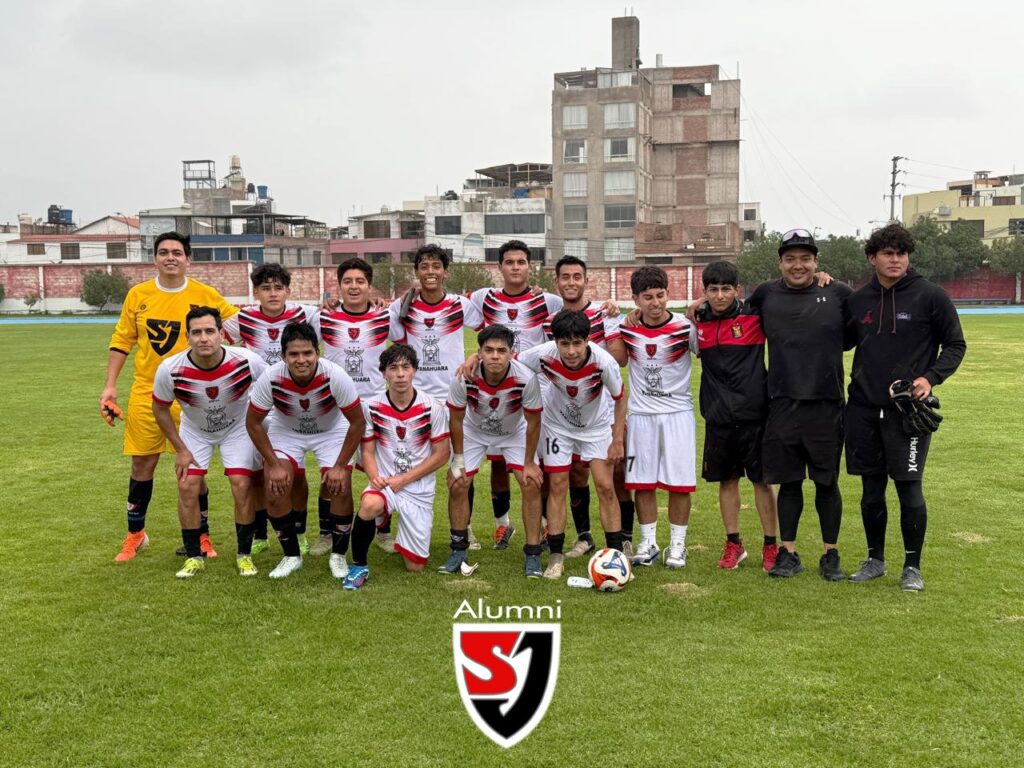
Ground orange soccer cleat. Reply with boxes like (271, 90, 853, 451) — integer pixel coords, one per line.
(114, 530, 149, 562)
(199, 533, 218, 559)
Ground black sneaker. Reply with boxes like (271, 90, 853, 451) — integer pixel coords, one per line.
(849, 558, 886, 582)
(818, 549, 846, 581)
(769, 548, 804, 578)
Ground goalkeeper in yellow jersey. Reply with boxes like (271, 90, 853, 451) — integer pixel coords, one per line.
(100, 232, 239, 562)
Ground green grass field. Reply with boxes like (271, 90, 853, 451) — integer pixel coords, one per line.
(1, 317, 1022, 768)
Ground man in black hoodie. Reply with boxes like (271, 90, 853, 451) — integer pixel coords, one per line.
(845, 223, 966, 591)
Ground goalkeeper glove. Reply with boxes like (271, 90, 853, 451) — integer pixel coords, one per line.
(398, 287, 418, 324)
(889, 380, 942, 436)
(100, 399, 124, 427)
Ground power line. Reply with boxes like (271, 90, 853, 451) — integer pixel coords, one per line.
(903, 158, 979, 174)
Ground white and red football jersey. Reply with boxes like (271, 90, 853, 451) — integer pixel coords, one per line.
(517, 341, 624, 440)
(153, 346, 268, 437)
(542, 302, 621, 350)
(248, 358, 360, 435)
(362, 390, 450, 504)
(223, 303, 319, 365)
(319, 305, 392, 398)
(469, 288, 563, 352)
(620, 313, 697, 415)
(389, 294, 483, 401)
(447, 359, 543, 440)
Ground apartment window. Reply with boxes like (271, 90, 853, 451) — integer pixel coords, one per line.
(229, 247, 249, 262)
(604, 102, 636, 129)
(434, 215, 462, 235)
(604, 204, 636, 229)
(563, 139, 587, 164)
(191, 248, 213, 262)
(295, 249, 304, 266)
(598, 71, 635, 88)
(993, 196, 1016, 207)
(365, 252, 391, 264)
(60, 243, 80, 260)
(744, 230, 756, 242)
(564, 239, 587, 258)
(331, 252, 357, 265)
(485, 248, 500, 263)
(564, 173, 587, 198)
(564, 205, 588, 230)
(484, 214, 544, 235)
(951, 219, 985, 238)
(400, 251, 417, 263)
(363, 220, 390, 238)
(604, 238, 635, 262)
(1008, 219, 1024, 236)
(604, 171, 636, 196)
(400, 220, 424, 239)
(312, 250, 323, 266)
(562, 104, 587, 130)
(673, 83, 710, 98)
(744, 208, 757, 221)
(605, 137, 635, 162)
(106, 242, 128, 259)
(27, 243, 45, 255)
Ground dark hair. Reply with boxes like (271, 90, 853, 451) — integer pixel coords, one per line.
(478, 324, 516, 350)
(630, 266, 668, 296)
(865, 223, 915, 256)
(280, 322, 319, 353)
(185, 306, 223, 331)
(379, 343, 418, 371)
(498, 240, 531, 264)
(251, 263, 292, 288)
(414, 244, 450, 270)
(154, 231, 190, 257)
(554, 255, 587, 277)
(337, 257, 373, 284)
(549, 309, 591, 341)
(702, 260, 739, 288)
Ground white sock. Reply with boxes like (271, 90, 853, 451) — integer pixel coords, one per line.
(495, 513, 510, 527)
(639, 522, 658, 546)
(670, 524, 688, 548)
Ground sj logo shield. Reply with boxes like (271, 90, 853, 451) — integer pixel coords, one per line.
(453, 623, 560, 748)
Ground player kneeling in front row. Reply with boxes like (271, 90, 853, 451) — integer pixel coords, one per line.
(445, 325, 544, 576)
(518, 310, 628, 579)
(345, 344, 451, 589)
(246, 322, 365, 579)
(152, 307, 269, 578)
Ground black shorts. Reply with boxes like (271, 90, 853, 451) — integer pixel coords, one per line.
(762, 398, 843, 485)
(845, 402, 932, 480)
(702, 420, 765, 483)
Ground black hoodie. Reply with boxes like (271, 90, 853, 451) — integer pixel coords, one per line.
(694, 299, 768, 424)
(847, 269, 966, 408)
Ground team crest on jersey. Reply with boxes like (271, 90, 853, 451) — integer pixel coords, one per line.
(268, 328, 280, 341)
(299, 398, 310, 411)
(861, 310, 874, 325)
(731, 323, 743, 339)
(507, 308, 519, 321)
(396, 425, 407, 440)
(348, 327, 360, 340)
(424, 317, 435, 328)
(565, 385, 579, 399)
(645, 343, 657, 358)
(453, 623, 560, 749)
(423, 338, 440, 364)
(489, 397, 500, 411)
(205, 386, 219, 400)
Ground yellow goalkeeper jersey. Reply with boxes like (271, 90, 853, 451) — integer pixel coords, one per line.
(109, 277, 239, 393)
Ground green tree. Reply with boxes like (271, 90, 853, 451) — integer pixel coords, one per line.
(530, 264, 556, 294)
(372, 260, 414, 299)
(735, 231, 782, 286)
(0, 283, 5, 302)
(908, 217, 985, 281)
(989, 237, 1024, 275)
(818, 235, 870, 283)
(446, 261, 495, 295)
(81, 268, 130, 312)
(23, 292, 41, 312)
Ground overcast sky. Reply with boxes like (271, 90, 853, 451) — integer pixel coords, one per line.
(2, 0, 1021, 238)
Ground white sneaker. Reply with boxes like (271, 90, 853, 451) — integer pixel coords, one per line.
(309, 533, 333, 556)
(543, 554, 564, 580)
(375, 532, 397, 554)
(329, 553, 349, 580)
(565, 537, 596, 558)
(621, 540, 634, 560)
(664, 544, 687, 569)
(269, 555, 303, 579)
(631, 541, 660, 567)
(467, 528, 482, 551)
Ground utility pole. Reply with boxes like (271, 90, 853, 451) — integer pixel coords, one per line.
(885, 156, 905, 222)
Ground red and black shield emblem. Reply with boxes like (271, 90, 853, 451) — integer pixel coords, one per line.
(454, 623, 560, 748)
(348, 327, 360, 340)
(507, 308, 519, 321)
(268, 328, 280, 341)
(645, 343, 657, 358)
(566, 385, 578, 399)
(731, 323, 743, 339)
(424, 317, 435, 328)
(299, 398, 310, 411)
(205, 386, 219, 400)
(396, 425, 407, 440)
(489, 397, 500, 411)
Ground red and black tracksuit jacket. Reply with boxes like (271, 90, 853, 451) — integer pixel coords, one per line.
(694, 300, 768, 425)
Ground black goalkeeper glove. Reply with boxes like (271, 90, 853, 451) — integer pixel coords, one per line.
(889, 380, 943, 436)
(398, 287, 418, 324)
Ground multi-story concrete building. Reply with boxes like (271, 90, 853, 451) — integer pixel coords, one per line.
(2, 213, 142, 264)
(550, 15, 748, 265)
(330, 205, 425, 266)
(903, 171, 1024, 244)
(738, 202, 765, 242)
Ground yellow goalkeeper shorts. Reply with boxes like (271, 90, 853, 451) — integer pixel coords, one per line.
(123, 389, 180, 456)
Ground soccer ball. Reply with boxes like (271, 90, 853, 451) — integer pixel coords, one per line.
(587, 547, 632, 592)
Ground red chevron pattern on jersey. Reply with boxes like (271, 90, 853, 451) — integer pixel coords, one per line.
(367, 400, 434, 450)
(403, 297, 466, 338)
(235, 305, 309, 350)
(171, 355, 254, 407)
(538, 356, 606, 405)
(320, 309, 390, 348)
(481, 290, 550, 330)
(271, 372, 337, 417)
(543, 302, 619, 347)
(621, 320, 692, 364)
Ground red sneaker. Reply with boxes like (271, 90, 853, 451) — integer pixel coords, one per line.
(199, 533, 218, 559)
(762, 543, 779, 573)
(717, 540, 747, 569)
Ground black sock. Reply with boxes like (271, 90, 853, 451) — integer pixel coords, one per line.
(523, 543, 542, 557)
(450, 528, 469, 551)
(318, 498, 332, 537)
(270, 512, 300, 557)
(331, 514, 354, 555)
(777, 481, 804, 542)
(569, 485, 592, 538)
(547, 533, 565, 555)
(492, 490, 511, 521)
(235, 522, 255, 556)
(377, 510, 392, 535)
(814, 481, 843, 546)
(618, 499, 635, 537)
(199, 491, 210, 535)
(254, 508, 268, 540)
(352, 516, 376, 566)
(293, 508, 308, 536)
(468, 481, 476, 520)
(900, 505, 927, 569)
(126, 478, 153, 533)
(860, 474, 888, 561)
(727, 532, 742, 545)
(763, 535, 777, 546)
(181, 528, 202, 558)
(604, 529, 624, 552)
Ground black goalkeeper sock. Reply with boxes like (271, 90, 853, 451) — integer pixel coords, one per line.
(235, 522, 255, 556)
(763, 535, 777, 546)
(604, 529, 625, 552)
(727, 532, 742, 545)
(900, 504, 927, 569)
(270, 512, 300, 557)
(547, 533, 565, 555)
(181, 528, 202, 559)
(569, 485, 592, 538)
(777, 481, 804, 542)
(450, 528, 470, 551)
(351, 516, 376, 566)
(814, 481, 843, 546)
(318, 498, 332, 537)
(492, 490, 511, 522)
(467, 481, 476, 521)
(619, 499, 635, 538)
(254, 508, 269, 540)
(198, 491, 210, 535)
(292, 508, 308, 536)
(126, 478, 153, 533)
(331, 514, 353, 555)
